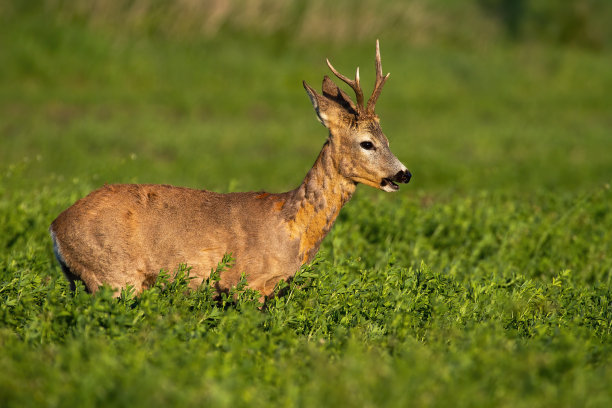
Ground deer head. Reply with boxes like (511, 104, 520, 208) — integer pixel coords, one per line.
(302, 40, 411, 192)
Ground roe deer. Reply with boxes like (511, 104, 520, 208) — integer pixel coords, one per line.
(49, 40, 411, 297)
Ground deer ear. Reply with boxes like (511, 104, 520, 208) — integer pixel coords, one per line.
(303, 80, 330, 127)
(321, 76, 359, 114)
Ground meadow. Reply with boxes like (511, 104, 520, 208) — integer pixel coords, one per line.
(1, 2, 612, 407)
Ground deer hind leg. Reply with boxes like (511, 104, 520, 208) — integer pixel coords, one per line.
(50, 229, 82, 292)
(49, 227, 103, 293)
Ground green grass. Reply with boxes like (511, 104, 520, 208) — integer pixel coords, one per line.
(1, 5, 612, 408)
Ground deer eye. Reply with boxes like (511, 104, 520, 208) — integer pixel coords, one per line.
(360, 141, 375, 151)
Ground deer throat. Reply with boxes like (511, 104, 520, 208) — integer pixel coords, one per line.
(285, 142, 356, 265)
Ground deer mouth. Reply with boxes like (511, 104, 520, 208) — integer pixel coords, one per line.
(380, 178, 400, 192)
(380, 170, 411, 192)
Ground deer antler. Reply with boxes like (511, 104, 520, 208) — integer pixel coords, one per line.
(326, 58, 365, 112)
(366, 39, 390, 115)
(326, 40, 390, 116)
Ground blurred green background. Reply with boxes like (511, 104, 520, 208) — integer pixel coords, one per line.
(1, 0, 611, 195)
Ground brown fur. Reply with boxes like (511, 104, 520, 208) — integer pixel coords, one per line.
(50, 41, 410, 298)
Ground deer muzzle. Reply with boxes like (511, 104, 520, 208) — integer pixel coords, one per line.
(380, 169, 412, 192)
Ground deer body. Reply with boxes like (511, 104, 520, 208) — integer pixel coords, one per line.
(50, 41, 411, 297)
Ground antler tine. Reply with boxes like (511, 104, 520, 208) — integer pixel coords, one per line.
(366, 39, 390, 115)
(326, 58, 365, 112)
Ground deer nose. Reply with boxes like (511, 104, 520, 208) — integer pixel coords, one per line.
(395, 170, 412, 184)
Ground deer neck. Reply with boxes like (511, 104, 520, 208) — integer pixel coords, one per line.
(285, 140, 356, 264)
